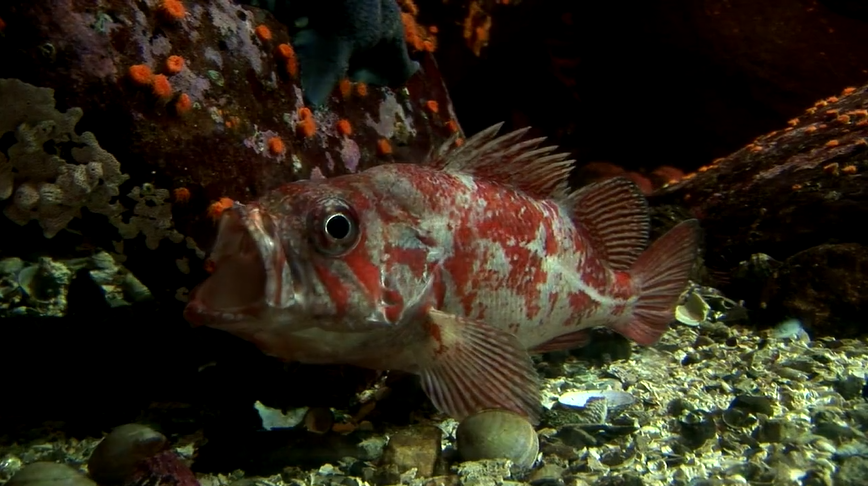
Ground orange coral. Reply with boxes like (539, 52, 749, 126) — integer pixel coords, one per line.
(276, 43, 298, 76)
(337, 119, 352, 135)
(152, 74, 173, 98)
(425, 100, 439, 114)
(129, 64, 153, 85)
(825, 140, 839, 147)
(297, 107, 316, 137)
(267, 136, 285, 155)
(445, 120, 459, 133)
(207, 197, 235, 221)
(173, 187, 191, 203)
(159, 0, 186, 20)
(166, 55, 185, 74)
(355, 82, 368, 97)
(842, 165, 858, 174)
(339, 79, 352, 99)
(463, 1, 492, 56)
(255, 25, 272, 42)
(175, 93, 192, 114)
(377, 139, 393, 155)
(842, 87, 857, 96)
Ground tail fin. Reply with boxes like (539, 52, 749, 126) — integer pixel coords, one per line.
(614, 220, 701, 345)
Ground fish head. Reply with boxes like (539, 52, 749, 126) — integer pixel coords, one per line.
(184, 176, 430, 337)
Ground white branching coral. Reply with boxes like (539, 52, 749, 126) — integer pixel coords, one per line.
(0, 78, 130, 238)
(110, 184, 184, 250)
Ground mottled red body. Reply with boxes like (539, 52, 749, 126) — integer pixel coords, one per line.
(185, 124, 700, 422)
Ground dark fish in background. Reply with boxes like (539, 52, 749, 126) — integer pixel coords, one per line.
(241, 0, 421, 107)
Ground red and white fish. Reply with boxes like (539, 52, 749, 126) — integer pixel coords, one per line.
(184, 123, 700, 423)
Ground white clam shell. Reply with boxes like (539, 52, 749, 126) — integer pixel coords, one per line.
(675, 291, 711, 326)
(558, 390, 636, 409)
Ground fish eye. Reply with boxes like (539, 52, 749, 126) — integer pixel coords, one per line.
(324, 213, 352, 241)
(310, 199, 360, 256)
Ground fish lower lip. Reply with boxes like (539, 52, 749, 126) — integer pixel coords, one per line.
(185, 299, 260, 326)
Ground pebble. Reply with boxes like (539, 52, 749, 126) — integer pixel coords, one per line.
(380, 425, 442, 478)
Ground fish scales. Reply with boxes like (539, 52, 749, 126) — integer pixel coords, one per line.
(185, 123, 701, 423)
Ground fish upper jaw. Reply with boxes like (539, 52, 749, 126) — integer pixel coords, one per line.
(184, 202, 305, 328)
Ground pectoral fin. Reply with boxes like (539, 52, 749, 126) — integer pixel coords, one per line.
(414, 309, 541, 424)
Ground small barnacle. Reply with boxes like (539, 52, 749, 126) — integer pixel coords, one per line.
(206, 70, 225, 87)
(792, 183, 802, 190)
(141, 183, 155, 196)
(749, 145, 763, 153)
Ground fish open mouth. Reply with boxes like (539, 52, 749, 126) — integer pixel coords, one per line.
(185, 202, 296, 327)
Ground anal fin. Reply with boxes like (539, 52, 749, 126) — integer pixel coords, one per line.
(415, 309, 541, 424)
(529, 330, 592, 354)
(567, 177, 650, 270)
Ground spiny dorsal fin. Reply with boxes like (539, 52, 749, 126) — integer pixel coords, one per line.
(429, 122, 576, 201)
(566, 177, 650, 270)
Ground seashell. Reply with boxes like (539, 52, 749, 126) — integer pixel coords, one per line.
(88, 424, 167, 484)
(455, 409, 539, 468)
(675, 291, 710, 326)
(7, 462, 96, 486)
(558, 390, 635, 410)
(303, 407, 334, 434)
(678, 410, 716, 450)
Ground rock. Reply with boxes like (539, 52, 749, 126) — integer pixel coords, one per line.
(0, 0, 458, 312)
(7, 463, 96, 486)
(88, 423, 168, 485)
(527, 464, 565, 486)
(835, 375, 866, 400)
(728, 395, 774, 416)
(380, 425, 442, 478)
(833, 457, 868, 486)
(762, 244, 868, 337)
(678, 410, 716, 450)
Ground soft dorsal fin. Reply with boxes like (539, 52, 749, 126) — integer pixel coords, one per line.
(566, 177, 650, 270)
(429, 122, 576, 201)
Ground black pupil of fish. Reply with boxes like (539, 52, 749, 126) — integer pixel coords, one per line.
(325, 213, 351, 240)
